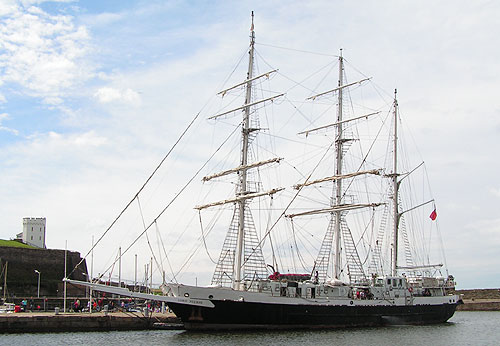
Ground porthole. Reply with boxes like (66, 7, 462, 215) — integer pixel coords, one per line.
(184, 293, 190, 298)
(209, 295, 213, 299)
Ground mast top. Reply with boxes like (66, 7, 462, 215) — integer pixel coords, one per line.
(250, 11, 255, 44)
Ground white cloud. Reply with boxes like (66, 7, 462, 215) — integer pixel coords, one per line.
(94, 87, 141, 106)
(490, 188, 500, 198)
(20, 0, 74, 5)
(42, 96, 64, 105)
(0, 1, 93, 103)
(0, 112, 18, 135)
(41, 130, 108, 149)
(82, 12, 123, 27)
(0, 1, 17, 16)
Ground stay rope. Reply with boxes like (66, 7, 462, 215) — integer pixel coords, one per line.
(67, 110, 201, 279)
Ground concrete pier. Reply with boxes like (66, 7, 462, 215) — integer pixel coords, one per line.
(0, 311, 183, 333)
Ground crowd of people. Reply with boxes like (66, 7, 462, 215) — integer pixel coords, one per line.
(19, 298, 44, 312)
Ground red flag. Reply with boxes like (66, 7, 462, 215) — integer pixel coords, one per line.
(429, 208, 437, 221)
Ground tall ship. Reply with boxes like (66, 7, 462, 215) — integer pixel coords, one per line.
(68, 13, 461, 330)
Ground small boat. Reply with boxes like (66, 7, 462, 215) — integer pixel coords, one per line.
(0, 303, 15, 313)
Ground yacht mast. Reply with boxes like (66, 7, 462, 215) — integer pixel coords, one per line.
(333, 50, 344, 279)
(391, 89, 400, 276)
(234, 11, 255, 290)
(2, 261, 7, 302)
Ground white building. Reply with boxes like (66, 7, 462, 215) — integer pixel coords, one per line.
(16, 217, 46, 248)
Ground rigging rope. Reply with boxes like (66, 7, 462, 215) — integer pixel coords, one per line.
(137, 196, 165, 281)
(155, 223, 164, 282)
(198, 210, 217, 264)
(358, 207, 376, 266)
(154, 221, 177, 283)
(256, 42, 338, 57)
(67, 111, 202, 279)
(242, 136, 336, 268)
(266, 196, 277, 272)
(341, 107, 391, 201)
(290, 218, 310, 272)
(99, 122, 242, 280)
(67, 41, 263, 282)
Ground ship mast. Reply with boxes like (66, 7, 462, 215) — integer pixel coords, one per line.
(295, 51, 376, 283)
(291, 76, 385, 282)
(234, 11, 255, 290)
(205, 13, 282, 289)
(333, 50, 344, 279)
(391, 89, 400, 277)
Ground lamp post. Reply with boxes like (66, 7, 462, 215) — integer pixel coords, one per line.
(34, 270, 41, 298)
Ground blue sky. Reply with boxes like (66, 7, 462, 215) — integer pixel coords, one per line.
(1, 0, 499, 289)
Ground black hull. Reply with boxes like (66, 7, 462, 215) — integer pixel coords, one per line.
(168, 300, 458, 330)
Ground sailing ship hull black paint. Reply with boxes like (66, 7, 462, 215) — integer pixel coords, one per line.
(168, 300, 459, 330)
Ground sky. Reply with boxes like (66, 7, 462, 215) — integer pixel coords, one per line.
(0, 0, 499, 290)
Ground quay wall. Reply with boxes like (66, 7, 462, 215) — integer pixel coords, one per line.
(454, 289, 500, 311)
(454, 288, 500, 300)
(0, 312, 181, 333)
(457, 300, 500, 311)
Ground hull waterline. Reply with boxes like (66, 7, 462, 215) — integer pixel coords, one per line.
(168, 299, 459, 330)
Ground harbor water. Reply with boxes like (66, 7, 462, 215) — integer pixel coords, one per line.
(1, 311, 497, 346)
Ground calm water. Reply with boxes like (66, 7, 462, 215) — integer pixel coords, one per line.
(1, 311, 498, 346)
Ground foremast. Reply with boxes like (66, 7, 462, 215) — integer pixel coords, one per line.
(202, 12, 283, 291)
(235, 12, 256, 290)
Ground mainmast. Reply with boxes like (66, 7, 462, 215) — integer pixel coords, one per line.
(234, 11, 255, 290)
(294, 51, 375, 284)
(391, 89, 400, 276)
(333, 51, 344, 279)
